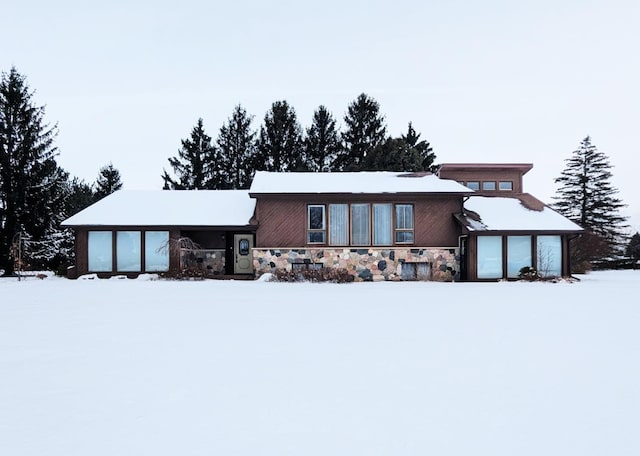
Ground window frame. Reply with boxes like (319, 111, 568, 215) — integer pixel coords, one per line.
(372, 203, 393, 246)
(394, 204, 415, 245)
(499, 181, 513, 191)
(307, 204, 326, 244)
(466, 181, 480, 190)
(482, 181, 497, 191)
(350, 203, 371, 246)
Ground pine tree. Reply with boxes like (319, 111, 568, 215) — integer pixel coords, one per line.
(0, 67, 67, 275)
(255, 101, 304, 172)
(402, 122, 437, 172)
(553, 136, 628, 265)
(162, 118, 220, 190)
(304, 105, 342, 172)
(217, 105, 257, 189)
(363, 138, 423, 171)
(94, 162, 123, 200)
(335, 93, 387, 171)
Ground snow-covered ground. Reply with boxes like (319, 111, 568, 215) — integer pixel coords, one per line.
(1, 271, 639, 456)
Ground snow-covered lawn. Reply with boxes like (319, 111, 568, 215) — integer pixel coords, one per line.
(1, 271, 639, 456)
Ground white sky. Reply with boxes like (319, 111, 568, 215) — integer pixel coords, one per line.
(4, 0, 639, 232)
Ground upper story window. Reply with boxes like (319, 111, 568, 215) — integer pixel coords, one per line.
(466, 181, 480, 190)
(499, 181, 513, 191)
(307, 205, 326, 243)
(482, 181, 496, 191)
(307, 203, 414, 246)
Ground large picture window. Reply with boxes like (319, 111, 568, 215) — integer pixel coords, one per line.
(145, 231, 169, 272)
(329, 204, 348, 245)
(88, 231, 113, 272)
(373, 204, 392, 245)
(477, 236, 503, 279)
(395, 204, 414, 244)
(117, 231, 141, 271)
(307, 205, 326, 244)
(351, 204, 370, 245)
(507, 236, 532, 278)
(537, 235, 562, 277)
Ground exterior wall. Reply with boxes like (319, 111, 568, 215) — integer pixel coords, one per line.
(253, 247, 459, 282)
(254, 195, 462, 248)
(439, 169, 525, 193)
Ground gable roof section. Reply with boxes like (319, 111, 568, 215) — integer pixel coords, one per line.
(62, 190, 256, 227)
(456, 196, 583, 232)
(249, 171, 472, 195)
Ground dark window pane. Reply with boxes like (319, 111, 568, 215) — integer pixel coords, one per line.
(308, 231, 325, 243)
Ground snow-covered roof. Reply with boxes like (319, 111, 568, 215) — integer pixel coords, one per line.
(249, 171, 471, 194)
(62, 190, 256, 227)
(461, 196, 583, 232)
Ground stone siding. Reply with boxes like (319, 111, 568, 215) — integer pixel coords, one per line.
(253, 247, 459, 281)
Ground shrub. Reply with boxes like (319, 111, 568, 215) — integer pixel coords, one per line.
(518, 266, 539, 281)
(272, 267, 354, 283)
(160, 265, 206, 280)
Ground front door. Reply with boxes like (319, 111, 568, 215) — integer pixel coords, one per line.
(233, 234, 254, 274)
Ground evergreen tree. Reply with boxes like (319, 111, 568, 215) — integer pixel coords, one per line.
(217, 105, 257, 189)
(94, 162, 123, 200)
(627, 232, 640, 267)
(304, 105, 342, 172)
(255, 101, 304, 172)
(553, 136, 628, 266)
(362, 138, 422, 171)
(335, 93, 387, 171)
(0, 67, 67, 275)
(162, 118, 220, 189)
(65, 177, 95, 216)
(402, 122, 437, 172)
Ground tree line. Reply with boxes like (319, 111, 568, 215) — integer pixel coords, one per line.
(161, 95, 437, 190)
(1, 66, 637, 276)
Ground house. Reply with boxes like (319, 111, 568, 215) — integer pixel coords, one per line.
(62, 163, 583, 281)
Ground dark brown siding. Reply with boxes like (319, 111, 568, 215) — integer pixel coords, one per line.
(254, 194, 462, 248)
(255, 199, 307, 247)
(414, 197, 461, 246)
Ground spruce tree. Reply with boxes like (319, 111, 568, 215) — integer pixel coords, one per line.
(553, 136, 628, 265)
(402, 122, 437, 172)
(162, 118, 220, 190)
(0, 67, 67, 275)
(363, 138, 422, 171)
(94, 162, 123, 200)
(335, 93, 387, 171)
(217, 105, 257, 189)
(304, 105, 342, 172)
(255, 101, 304, 172)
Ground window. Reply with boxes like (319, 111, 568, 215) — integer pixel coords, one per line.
(117, 231, 141, 271)
(145, 231, 169, 272)
(477, 236, 503, 279)
(373, 203, 392, 245)
(88, 231, 112, 272)
(537, 235, 562, 277)
(499, 181, 513, 191)
(351, 204, 370, 245)
(307, 205, 326, 243)
(482, 181, 496, 191)
(466, 181, 480, 190)
(507, 236, 532, 278)
(309, 202, 415, 246)
(329, 204, 348, 245)
(395, 204, 414, 244)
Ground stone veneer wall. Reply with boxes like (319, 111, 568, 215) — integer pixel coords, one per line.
(253, 247, 459, 282)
